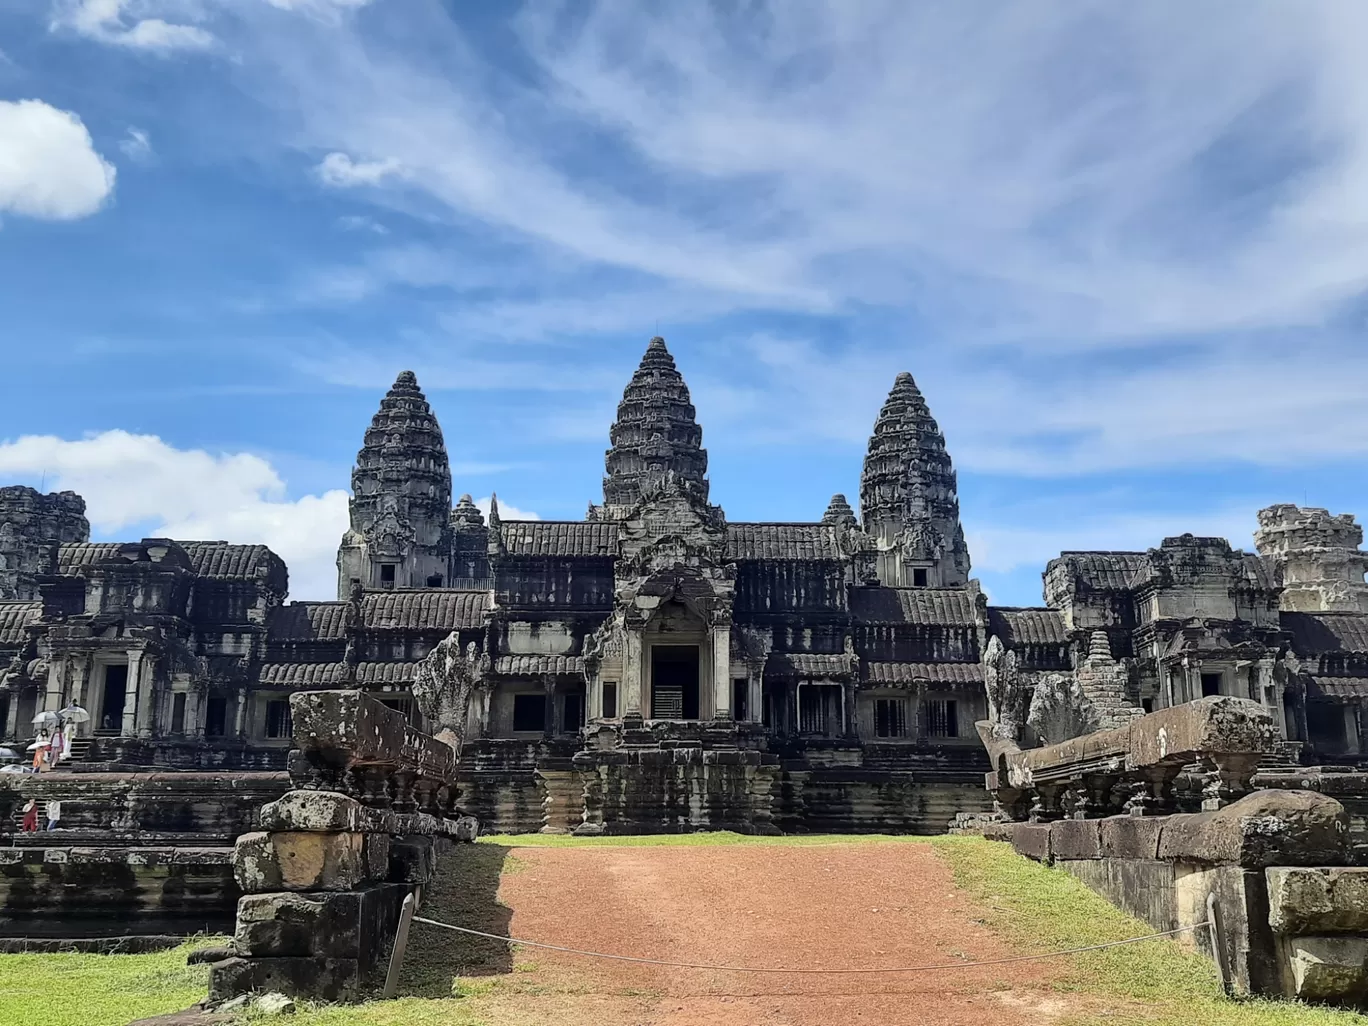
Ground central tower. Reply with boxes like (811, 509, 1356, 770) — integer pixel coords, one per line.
(596, 336, 709, 519)
(860, 372, 970, 588)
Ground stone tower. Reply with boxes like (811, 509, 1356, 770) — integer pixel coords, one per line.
(0, 486, 90, 600)
(859, 372, 970, 588)
(1254, 504, 1368, 612)
(336, 371, 453, 597)
(821, 493, 859, 530)
(597, 337, 709, 518)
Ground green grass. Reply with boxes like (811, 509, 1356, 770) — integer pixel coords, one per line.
(930, 836, 1368, 1026)
(0, 940, 215, 1026)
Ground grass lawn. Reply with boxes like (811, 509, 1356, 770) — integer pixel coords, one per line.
(1, 834, 1365, 1026)
(0, 940, 214, 1026)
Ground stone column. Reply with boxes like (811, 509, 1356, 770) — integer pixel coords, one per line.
(542, 674, 556, 739)
(134, 652, 158, 739)
(4, 691, 22, 740)
(43, 658, 65, 714)
(122, 651, 143, 736)
(843, 682, 858, 738)
(711, 624, 731, 721)
(233, 687, 250, 740)
(622, 632, 644, 717)
(748, 674, 762, 725)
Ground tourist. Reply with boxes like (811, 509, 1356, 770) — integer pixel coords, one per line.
(49, 726, 64, 767)
(21, 799, 38, 832)
(31, 740, 49, 773)
(45, 800, 61, 832)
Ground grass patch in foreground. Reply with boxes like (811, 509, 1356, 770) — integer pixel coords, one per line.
(0, 939, 216, 1026)
(479, 829, 932, 847)
(931, 836, 1368, 1026)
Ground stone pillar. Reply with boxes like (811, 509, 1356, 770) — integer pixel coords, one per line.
(233, 687, 250, 740)
(3, 691, 21, 740)
(133, 652, 158, 739)
(542, 674, 556, 739)
(122, 651, 143, 737)
(43, 658, 64, 714)
(843, 682, 858, 738)
(748, 674, 762, 725)
(711, 624, 731, 721)
(622, 632, 643, 717)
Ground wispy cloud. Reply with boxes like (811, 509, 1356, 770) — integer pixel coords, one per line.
(51, 0, 215, 53)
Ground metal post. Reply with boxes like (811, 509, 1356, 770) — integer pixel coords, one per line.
(383, 890, 419, 999)
(1206, 892, 1232, 996)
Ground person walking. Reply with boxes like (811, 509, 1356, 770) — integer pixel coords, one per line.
(45, 799, 61, 831)
(21, 798, 39, 832)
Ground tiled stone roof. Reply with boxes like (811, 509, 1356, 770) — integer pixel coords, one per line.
(849, 587, 979, 625)
(493, 654, 585, 677)
(257, 662, 347, 687)
(765, 652, 856, 679)
(1307, 675, 1368, 700)
(0, 601, 41, 645)
(267, 602, 348, 642)
(57, 542, 122, 571)
(356, 661, 420, 685)
(726, 523, 843, 561)
(1282, 612, 1368, 655)
(57, 540, 286, 584)
(987, 607, 1068, 646)
(1052, 552, 1150, 591)
(181, 542, 284, 581)
(863, 661, 985, 686)
(362, 590, 489, 631)
(499, 521, 618, 558)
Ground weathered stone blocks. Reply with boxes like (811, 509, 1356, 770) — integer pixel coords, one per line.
(1286, 937, 1368, 1004)
(1157, 791, 1348, 868)
(234, 884, 408, 959)
(209, 956, 362, 1004)
(1267, 868, 1368, 935)
(232, 831, 389, 893)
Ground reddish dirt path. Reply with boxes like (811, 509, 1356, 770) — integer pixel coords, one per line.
(476, 842, 1085, 1026)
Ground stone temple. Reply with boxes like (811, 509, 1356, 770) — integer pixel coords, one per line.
(2, 336, 1367, 836)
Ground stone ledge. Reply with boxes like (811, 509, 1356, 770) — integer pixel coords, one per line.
(232, 831, 389, 893)
(1267, 868, 1368, 935)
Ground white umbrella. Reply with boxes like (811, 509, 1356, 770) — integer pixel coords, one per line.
(0, 747, 20, 759)
(31, 710, 59, 728)
(58, 705, 90, 724)
(25, 740, 51, 751)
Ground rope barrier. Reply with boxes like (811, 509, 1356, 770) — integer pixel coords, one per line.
(411, 915, 1209, 975)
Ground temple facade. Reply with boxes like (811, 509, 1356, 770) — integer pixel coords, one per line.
(2, 337, 1366, 833)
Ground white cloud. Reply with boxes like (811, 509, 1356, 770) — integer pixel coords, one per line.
(336, 214, 387, 234)
(52, 1, 215, 52)
(316, 152, 402, 188)
(0, 431, 544, 600)
(0, 430, 348, 601)
(118, 126, 153, 162)
(476, 496, 538, 522)
(0, 99, 116, 221)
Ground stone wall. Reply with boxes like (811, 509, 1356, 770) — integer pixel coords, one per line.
(987, 786, 1368, 1006)
(0, 846, 235, 939)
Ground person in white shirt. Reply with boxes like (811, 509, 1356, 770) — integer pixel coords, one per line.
(45, 800, 61, 831)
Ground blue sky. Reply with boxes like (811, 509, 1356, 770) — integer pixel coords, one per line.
(2, 1, 1367, 604)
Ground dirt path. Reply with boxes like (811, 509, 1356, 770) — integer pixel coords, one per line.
(418, 841, 1093, 1026)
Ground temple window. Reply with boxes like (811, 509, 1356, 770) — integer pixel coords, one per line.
(379, 564, 396, 589)
(924, 698, 959, 738)
(171, 693, 186, 734)
(732, 678, 749, 721)
(205, 697, 227, 738)
(874, 697, 908, 738)
(602, 682, 618, 719)
(266, 699, 293, 739)
(98, 662, 129, 733)
(513, 693, 545, 732)
(912, 568, 929, 588)
(1200, 673, 1222, 698)
(563, 693, 584, 732)
(426, 574, 443, 588)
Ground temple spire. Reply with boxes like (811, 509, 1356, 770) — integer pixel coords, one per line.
(859, 372, 970, 587)
(600, 336, 709, 512)
(336, 370, 453, 597)
(822, 493, 859, 530)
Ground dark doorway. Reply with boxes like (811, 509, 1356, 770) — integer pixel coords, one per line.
(651, 645, 700, 719)
(1200, 673, 1222, 698)
(732, 678, 748, 721)
(563, 692, 584, 732)
(101, 664, 129, 733)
